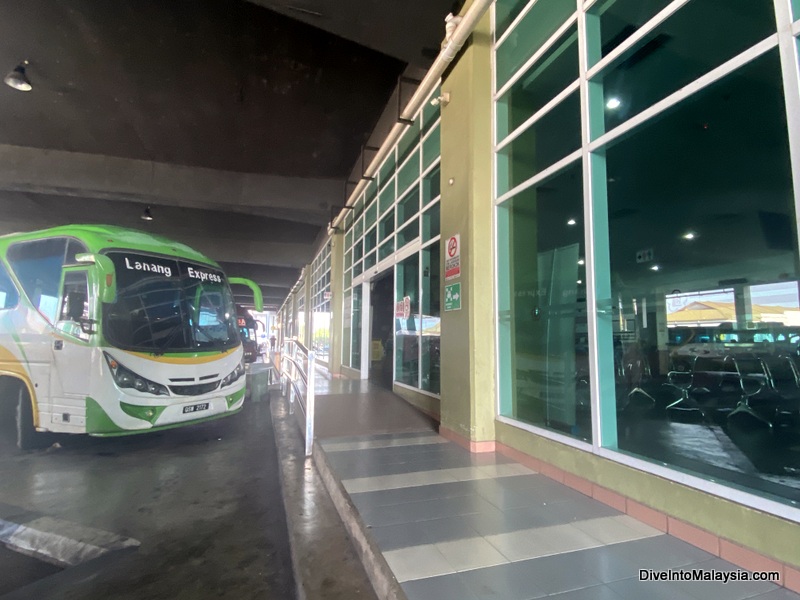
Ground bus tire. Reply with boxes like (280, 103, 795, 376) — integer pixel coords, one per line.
(16, 386, 40, 450)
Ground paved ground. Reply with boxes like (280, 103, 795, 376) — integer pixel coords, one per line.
(0, 376, 296, 600)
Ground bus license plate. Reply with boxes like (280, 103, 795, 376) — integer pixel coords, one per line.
(183, 403, 209, 414)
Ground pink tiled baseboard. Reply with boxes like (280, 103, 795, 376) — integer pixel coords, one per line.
(491, 442, 800, 594)
(439, 426, 496, 453)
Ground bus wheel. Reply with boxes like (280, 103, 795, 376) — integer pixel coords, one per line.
(16, 387, 41, 450)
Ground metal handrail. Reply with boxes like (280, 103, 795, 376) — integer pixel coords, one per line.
(280, 338, 316, 456)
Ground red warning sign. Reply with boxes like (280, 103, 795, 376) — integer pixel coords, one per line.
(445, 234, 461, 280)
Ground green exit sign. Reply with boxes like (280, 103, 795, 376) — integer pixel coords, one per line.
(444, 282, 461, 311)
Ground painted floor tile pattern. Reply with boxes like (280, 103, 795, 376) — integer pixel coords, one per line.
(320, 433, 800, 600)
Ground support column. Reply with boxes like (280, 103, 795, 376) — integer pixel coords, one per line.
(439, 3, 496, 450)
(329, 232, 345, 375)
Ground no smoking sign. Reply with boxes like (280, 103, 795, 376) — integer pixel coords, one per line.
(445, 233, 461, 280)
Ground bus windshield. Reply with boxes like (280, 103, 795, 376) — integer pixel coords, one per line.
(103, 251, 239, 353)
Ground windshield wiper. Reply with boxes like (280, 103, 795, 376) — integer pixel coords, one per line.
(152, 322, 187, 356)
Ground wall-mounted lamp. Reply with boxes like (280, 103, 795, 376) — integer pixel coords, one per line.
(141, 206, 154, 221)
(430, 91, 450, 107)
(4, 60, 31, 92)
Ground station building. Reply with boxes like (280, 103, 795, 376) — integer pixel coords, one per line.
(279, 0, 800, 582)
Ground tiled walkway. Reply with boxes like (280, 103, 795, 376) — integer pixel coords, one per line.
(312, 381, 800, 600)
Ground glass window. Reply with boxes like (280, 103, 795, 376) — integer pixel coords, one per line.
(345, 249, 352, 271)
(7, 237, 69, 323)
(422, 125, 440, 171)
(395, 255, 419, 386)
(497, 90, 581, 195)
(379, 209, 394, 242)
(343, 288, 352, 366)
(794, 0, 800, 21)
(379, 177, 396, 215)
(397, 220, 420, 250)
(354, 215, 363, 240)
(397, 118, 421, 166)
(365, 200, 378, 230)
(496, 0, 530, 40)
(423, 166, 441, 205)
(397, 148, 421, 195)
(351, 286, 362, 368)
(365, 179, 378, 206)
(496, 0, 575, 90)
(586, 0, 675, 66)
(353, 260, 363, 278)
(496, 26, 578, 142)
(378, 151, 396, 185)
(379, 238, 395, 262)
(365, 226, 377, 254)
(364, 251, 376, 271)
(353, 239, 363, 263)
(591, 1, 776, 138)
(56, 270, 91, 341)
(423, 203, 440, 242)
(0, 261, 19, 310)
(397, 188, 420, 228)
(497, 161, 590, 442)
(603, 50, 800, 504)
(421, 242, 441, 394)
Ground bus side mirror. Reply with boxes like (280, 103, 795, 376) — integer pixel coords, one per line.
(229, 277, 263, 312)
(76, 253, 117, 303)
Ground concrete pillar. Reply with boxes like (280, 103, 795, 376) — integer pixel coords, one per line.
(438, 3, 496, 448)
(734, 285, 753, 330)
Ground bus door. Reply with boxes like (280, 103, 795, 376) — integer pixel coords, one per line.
(50, 266, 94, 427)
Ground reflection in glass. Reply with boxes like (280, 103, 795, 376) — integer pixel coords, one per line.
(497, 161, 590, 441)
(422, 242, 441, 393)
(591, 0, 776, 137)
(497, 91, 581, 195)
(396, 254, 419, 386)
(605, 51, 800, 504)
(351, 285, 362, 368)
(586, 0, 674, 66)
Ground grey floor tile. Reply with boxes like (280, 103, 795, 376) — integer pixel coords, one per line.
(543, 496, 623, 522)
(607, 577, 698, 600)
(402, 573, 483, 600)
(465, 504, 576, 537)
(351, 480, 478, 510)
(458, 562, 549, 600)
(677, 558, 780, 600)
(750, 589, 800, 599)
(369, 515, 485, 551)
(499, 554, 604, 595)
(520, 546, 642, 585)
(546, 584, 627, 600)
(601, 535, 715, 570)
(360, 493, 497, 527)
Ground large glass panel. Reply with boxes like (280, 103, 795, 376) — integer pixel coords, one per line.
(496, 25, 578, 142)
(365, 200, 378, 230)
(365, 179, 378, 206)
(497, 161, 591, 441)
(312, 308, 331, 362)
(351, 285, 362, 369)
(397, 220, 420, 250)
(422, 125, 440, 171)
(379, 238, 395, 262)
(379, 209, 394, 242)
(604, 51, 800, 504)
(592, 1, 776, 137)
(422, 87, 441, 134)
(344, 268, 352, 290)
(422, 203, 440, 242)
(497, 90, 581, 195)
(354, 215, 363, 240)
(496, 0, 530, 40)
(397, 148, 421, 195)
(345, 249, 352, 271)
(342, 288, 352, 365)
(396, 255, 419, 387)
(421, 242, 441, 393)
(353, 239, 363, 262)
(397, 188, 420, 228)
(397, 117, 421, 166)
(379, 177, 396, 215)
(353, 260, 363, 278)
(364, 226, 377, 253)
(422, 166, 441, 205)
(378, 151, 396, 185)
(364, 251, 376, 271)
(496, 0, 575, 89)
(794, 0, 800, 21)
(586, 0, 674, 66)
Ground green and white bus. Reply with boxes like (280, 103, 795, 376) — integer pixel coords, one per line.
(0, 225, 263, 448)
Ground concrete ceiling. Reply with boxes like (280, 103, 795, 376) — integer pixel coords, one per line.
(0, 0, 456, 309)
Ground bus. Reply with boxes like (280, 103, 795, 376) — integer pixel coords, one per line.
(237, 307, 263, 363)
(0, 225, 263, 449)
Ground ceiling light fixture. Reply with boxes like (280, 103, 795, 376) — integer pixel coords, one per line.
(4, 60, 31, 92)
(567, 218, 577, 226)
(578, 259, 585, 265)
(650, 265, 660, 271)
(606, 97, 621, 110)
(682, 231, 696, 240)
(141, 206, 154, 221)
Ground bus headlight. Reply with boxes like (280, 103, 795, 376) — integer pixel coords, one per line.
(104, 353, 169, 396)
(221, 360, 246, 388)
